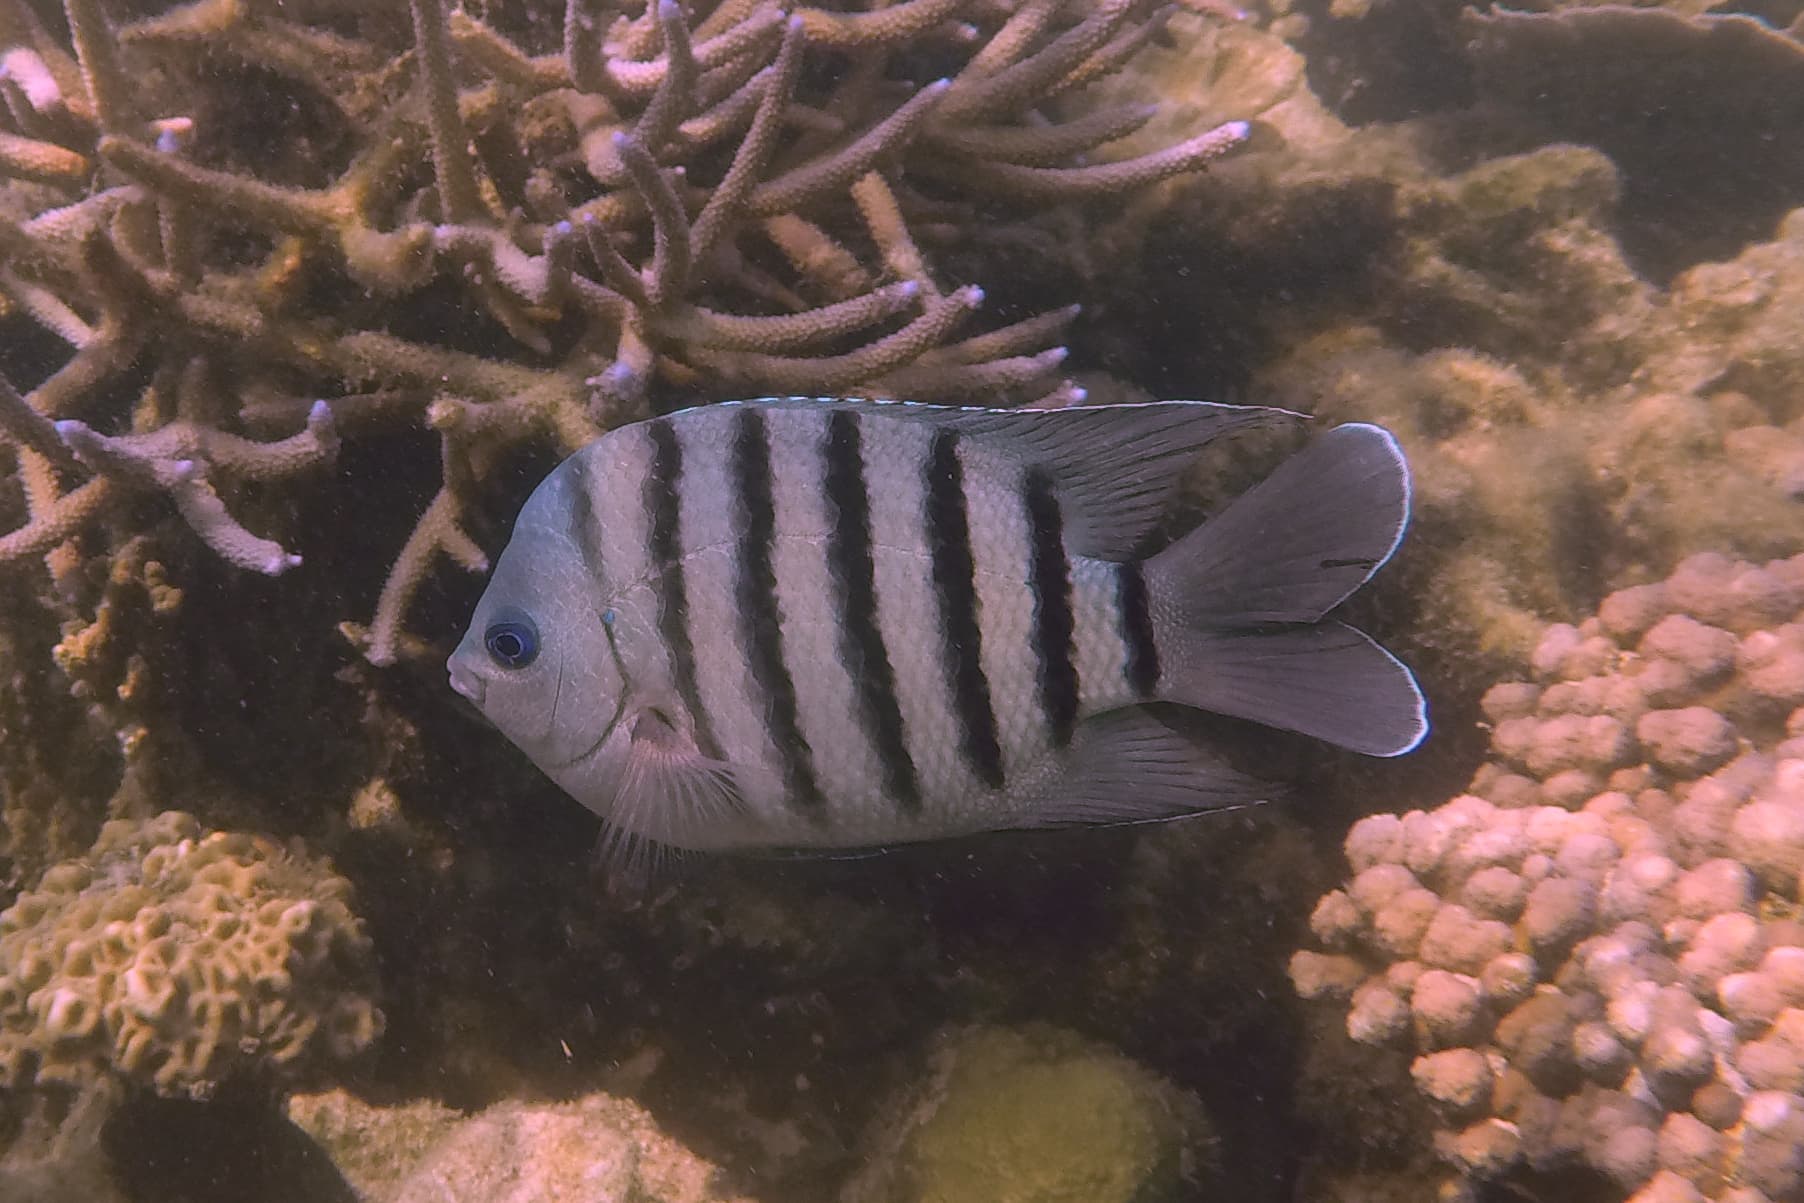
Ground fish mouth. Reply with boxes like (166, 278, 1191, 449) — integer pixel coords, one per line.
(447, 660, 486, 707)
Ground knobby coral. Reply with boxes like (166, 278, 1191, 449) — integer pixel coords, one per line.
(0, 810, 383, 1099)
(1292, 552, 1804, 1203)
(0, 0, 1247, 663)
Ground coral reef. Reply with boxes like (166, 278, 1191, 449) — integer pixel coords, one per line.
(2, 1, 1802, 1202)
(0, 811, 382, 1099)
(842, 1023, 1213, 1203)
(287, 1086, 754, 1203)
(1292, 552, 1804, 1201)
(1462, 6, 1804, 276)
(1091, 14, 1804, 678)
(0, 0, 1247, 664)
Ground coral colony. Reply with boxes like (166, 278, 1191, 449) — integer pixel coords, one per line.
(0, 0, 1245, 664)
(0, 812, 381, 1097)
(1294, 553, 1804, 1203)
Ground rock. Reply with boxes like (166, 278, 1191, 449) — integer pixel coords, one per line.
(287, 1089, 750, 1203)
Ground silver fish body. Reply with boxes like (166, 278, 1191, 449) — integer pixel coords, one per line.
(448, 398, 1428, 853)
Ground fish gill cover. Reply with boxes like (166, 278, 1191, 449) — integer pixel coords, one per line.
(0, 0, 1802, 1201)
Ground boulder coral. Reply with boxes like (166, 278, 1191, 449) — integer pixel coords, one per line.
(0, 811, 383, 1099)
(1292, 551, 1804, 1202)
(843, 1023, 1213, 1203)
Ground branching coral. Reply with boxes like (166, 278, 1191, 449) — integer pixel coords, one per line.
(1292, 551, 1804, 1203)
(0, 0, 1248, 664)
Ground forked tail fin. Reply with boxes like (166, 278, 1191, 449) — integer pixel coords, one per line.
(1144, 423, 1429, 757)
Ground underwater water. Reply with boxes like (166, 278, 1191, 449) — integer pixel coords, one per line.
(2, 0, 1804, 1201)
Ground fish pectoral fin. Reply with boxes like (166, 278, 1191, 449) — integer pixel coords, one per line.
(1017, 706, 1278, 830)
(611, 705, 749, 847)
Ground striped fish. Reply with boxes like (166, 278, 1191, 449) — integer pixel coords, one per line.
(447, 398, 1427, 854)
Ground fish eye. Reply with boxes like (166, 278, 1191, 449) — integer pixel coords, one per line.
(484, 610, 539, 670)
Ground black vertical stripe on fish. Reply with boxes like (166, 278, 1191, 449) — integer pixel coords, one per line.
(644, 418, 720, 759)
(823, 411, 922, 811)
(732, 406, 826, 814)
(924, 429, 1006, 791)
(1117, 561, 1160, 699)
(1024, 467, 1080, 747)
(562, 453, 605, 588)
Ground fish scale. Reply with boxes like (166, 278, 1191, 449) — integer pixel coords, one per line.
(859, 417, 992, 829)
(448, 397, 1430, 856)
(820, 409, 921, 812)
(1073, 558, 1135, 712)
(947, 430, 1045, 788)
(675, 430, 765, 785)
(749, 405, 888, 818)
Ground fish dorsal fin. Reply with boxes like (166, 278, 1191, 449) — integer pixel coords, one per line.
(1016, 706, 1277, 829)
(605, 705, 747, 856)
(726, 397, 1302, 561)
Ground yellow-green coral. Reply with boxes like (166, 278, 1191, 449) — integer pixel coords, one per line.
(0, 810, 382, 1098)
(852, 1025, 1211, 1203)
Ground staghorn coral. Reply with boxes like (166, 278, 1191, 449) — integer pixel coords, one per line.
(0, 0, 1248, 664)
(0, 810, 383, 1099)
(1291, 551, 1804, 1202)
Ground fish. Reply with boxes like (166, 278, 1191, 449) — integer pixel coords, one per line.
(447, 397, 1428, 855)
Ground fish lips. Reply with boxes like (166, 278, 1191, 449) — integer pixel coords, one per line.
(447, 658, 487, 708)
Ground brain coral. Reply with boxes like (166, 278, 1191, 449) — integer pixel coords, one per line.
(1292, 551, 1804, 1202)
(0, 811, 383, 1098)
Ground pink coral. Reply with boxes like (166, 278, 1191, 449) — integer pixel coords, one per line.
(1291, 551, 1804, 1202)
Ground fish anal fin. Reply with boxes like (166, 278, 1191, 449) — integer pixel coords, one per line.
(1018, 706, 1276, 829)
